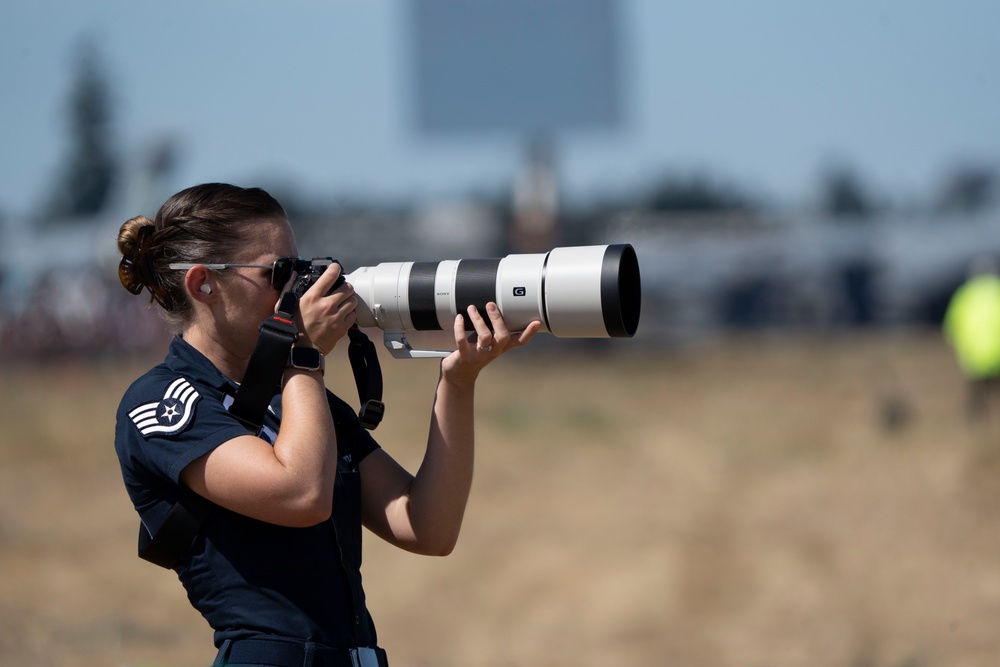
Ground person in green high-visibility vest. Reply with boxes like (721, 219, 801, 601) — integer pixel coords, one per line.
(944, 256, 1000, 421)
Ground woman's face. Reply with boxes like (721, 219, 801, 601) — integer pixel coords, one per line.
(213, 217, 298, 357)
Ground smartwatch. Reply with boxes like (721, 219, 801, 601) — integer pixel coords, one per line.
(287, 346, 325, 374)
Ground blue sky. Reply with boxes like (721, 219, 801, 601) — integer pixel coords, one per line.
(2, 0, 998, 218)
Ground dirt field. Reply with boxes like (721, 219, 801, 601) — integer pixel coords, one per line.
(2, 331, 1000, 667)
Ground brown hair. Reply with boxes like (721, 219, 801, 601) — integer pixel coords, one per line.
(116, 183, 286, 332)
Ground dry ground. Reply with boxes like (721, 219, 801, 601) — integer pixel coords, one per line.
(2, 331, 1000, 667)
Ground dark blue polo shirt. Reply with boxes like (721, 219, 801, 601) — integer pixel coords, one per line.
(115, 336, 381, 649)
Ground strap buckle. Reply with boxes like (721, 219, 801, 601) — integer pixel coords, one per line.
(258, 291, 300, 338)
(358, 399, 385, 431)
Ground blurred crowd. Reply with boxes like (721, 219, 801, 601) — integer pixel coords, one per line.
(2, 198, 998, 365)
(0, 266, 168, 363)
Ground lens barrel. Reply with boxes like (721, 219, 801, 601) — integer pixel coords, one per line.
(347, 244, 640, 342)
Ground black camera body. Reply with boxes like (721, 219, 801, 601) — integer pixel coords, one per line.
(291, 257, 345, 298)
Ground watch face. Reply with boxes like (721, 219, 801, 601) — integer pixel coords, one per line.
(291, 347, 322, 370)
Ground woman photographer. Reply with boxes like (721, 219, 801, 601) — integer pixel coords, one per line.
(114, 183, 539, 667)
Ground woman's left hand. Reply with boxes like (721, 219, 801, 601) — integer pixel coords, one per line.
(441, 302, 541, 386)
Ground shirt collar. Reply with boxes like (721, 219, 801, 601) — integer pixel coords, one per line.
(163, 336, 237, 393)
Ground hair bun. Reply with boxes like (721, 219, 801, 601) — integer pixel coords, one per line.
(116, 217, 173, 309)
(117, 216, 156, 261)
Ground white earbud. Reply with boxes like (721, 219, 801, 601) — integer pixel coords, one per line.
(200, 284, 212, 294)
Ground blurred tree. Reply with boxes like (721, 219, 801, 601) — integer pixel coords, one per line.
(819, 163, 877, 219)
(644, 173, 756, 212)
(44, 36, 119, 220)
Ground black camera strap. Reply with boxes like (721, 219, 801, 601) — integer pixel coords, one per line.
(347, 326, 385, 430)
(139, 291, 385, 569)
(229, 291, 300, 433)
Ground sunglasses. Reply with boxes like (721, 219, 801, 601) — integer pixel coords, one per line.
(168, 256, 311, 291)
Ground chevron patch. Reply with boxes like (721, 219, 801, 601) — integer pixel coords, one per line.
(129, 377, 201, 438)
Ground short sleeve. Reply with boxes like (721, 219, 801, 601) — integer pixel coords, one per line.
(116, 373, 249, 485)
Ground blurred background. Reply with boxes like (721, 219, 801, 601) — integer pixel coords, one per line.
(2, 1, 1000, 666)
(2, 0, 999, 355)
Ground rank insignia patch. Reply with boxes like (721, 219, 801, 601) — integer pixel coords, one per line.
(129, 377, 200, 437)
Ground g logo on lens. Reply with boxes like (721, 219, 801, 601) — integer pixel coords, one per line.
(513, 286, 527, 297)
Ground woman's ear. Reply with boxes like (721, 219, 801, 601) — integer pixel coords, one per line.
(183, 265, 214, 302)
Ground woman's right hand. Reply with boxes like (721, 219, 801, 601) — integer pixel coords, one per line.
(290, 262, 358, 354)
